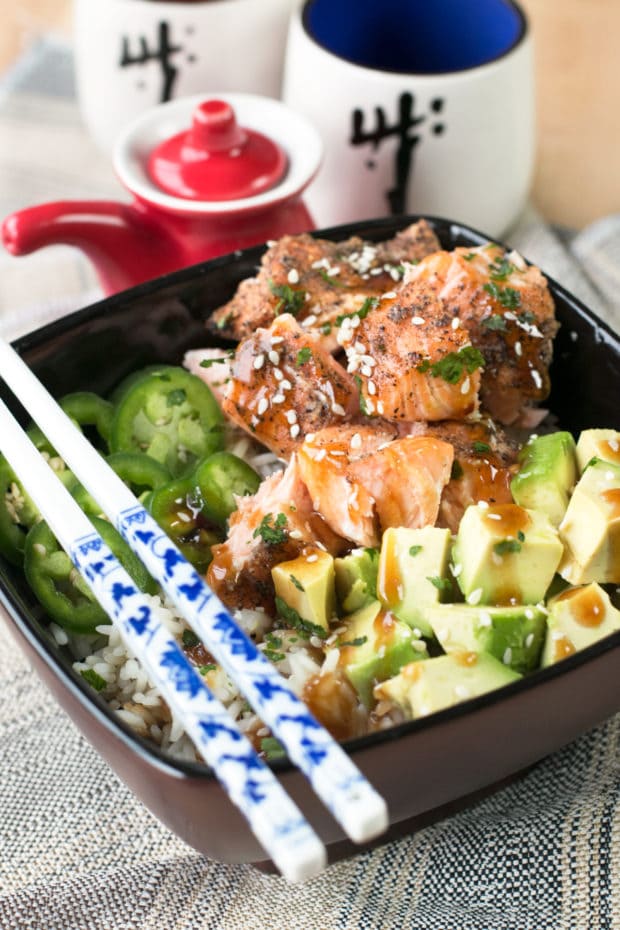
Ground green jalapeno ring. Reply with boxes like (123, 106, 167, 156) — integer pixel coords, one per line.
(110, 367, 225, 478)
(193, 452, 261, 527)
(147, 478, 222, 574)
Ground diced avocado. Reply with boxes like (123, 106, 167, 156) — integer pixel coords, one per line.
(425, 603, 547, 672)
(334, 547, 378, 614)
(541, 582, 620, 666)
(271, 548, 336, 635)
(329, 600, 427, 707)
(510, 431, 577, 526)
(374, 651, 521, 720)
(575, 429, 620, 472)
(558, 459, 620, 584)
(376, 526, 452, 637)
(453, 502, 563, 605)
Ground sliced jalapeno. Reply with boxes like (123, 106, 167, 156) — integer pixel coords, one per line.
(110, 367, 224, 478)
(24, 516, 156, 633)
(147, 478, 222, 574)
(71, 452, 171, 516)
(194, 452, 260, 527)
(0, 454, 76, 566)
(60, 392, 114, 448)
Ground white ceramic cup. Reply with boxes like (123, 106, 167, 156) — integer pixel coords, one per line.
(282, 0, 534, 237)
(74, 0, 297, 153)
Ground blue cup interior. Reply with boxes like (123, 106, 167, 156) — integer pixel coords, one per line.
(303, 0, 526, 74)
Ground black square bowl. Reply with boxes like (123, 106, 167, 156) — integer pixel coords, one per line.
(1, 216, 619, 868)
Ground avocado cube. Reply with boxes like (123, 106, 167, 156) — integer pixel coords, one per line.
(453, 502, 563, 605)
(375, 651, 521, 719)
(329, 600, 427, 707)
(334, 547, 379, 614)
(558, 459, 620, 584)
(271, 548, 336, 635)
(425, 603, 547, 672)
(541, 582, 620, 666)
(575, 429, 620, 472)
(376, 526, 452, 637)
(510, 431, 577, 526)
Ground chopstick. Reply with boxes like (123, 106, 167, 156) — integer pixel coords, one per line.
(0, 398, 327, 883)
(0, 338, 388, 846)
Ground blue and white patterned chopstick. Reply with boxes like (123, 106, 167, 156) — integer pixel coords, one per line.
(0, 397, 327, 882)
(0, 339, 388, 846)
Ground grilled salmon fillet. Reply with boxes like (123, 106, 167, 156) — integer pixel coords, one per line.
(220, 313, 359, 459)
(404, 243, 557, 424)
(339, 281, 482, 422)
(207, 219, 441, 351)
(298, 426, 453, 546)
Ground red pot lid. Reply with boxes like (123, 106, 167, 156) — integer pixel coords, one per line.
(147, 99, 288, 202)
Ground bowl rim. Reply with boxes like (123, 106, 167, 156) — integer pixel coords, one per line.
(3, 212, 620, 782)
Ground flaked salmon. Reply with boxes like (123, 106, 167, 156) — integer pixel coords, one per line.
(207, 454, 346, 612)
(208, 219, 441, 351)
(404, 243, 557, 424)
(220, 314, 359, 459)
(298, 426, 453, 546)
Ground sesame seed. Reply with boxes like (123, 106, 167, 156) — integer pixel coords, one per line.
(454, 684, 470, 699)
(290, 424, 301, 439)
(268, 350, 280, 365)
(411, 316, 425, 325)
(514, 341, 522, 357)
(478, 611, 493, 627)
(451, 317, 461, 330)
(376, 400, 385, 415)
(466, 588, 483, 605)
(306, 433, 315, 442)
(280, 379, 293, 391)
(272, 393, 285, 404)
(477, 500, 490, 509)
(253, 354, 265, 370)
(332, 403, 346, 416)
(461, 377, 470, 394)
(350, 432, 362, 450)
(361, 365, 373, 378)
(273, 368, 283, 381)
(367, 380, 377, 395)
(302, 315, 317, 327)
(289, 529, 303, 540)
(306, 554, 318, 562)
(525, 633, 534, 648)
(502, 647, 513, 666)
(365, 397, 375, 414)
(450, 563, 463, 577)
(382, 291, 397, 299)
(525, 608, 534, 620)
(287, 268, 300, 284)
(271, 336, 284, 344)
(570, 331, 578, 342)
(486, 513, 502, 520)
(257, 398, 268, 416)
(285, 410, 297, 424)
(531, 369, 543, 389)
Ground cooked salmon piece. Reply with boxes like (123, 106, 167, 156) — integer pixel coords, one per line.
(297, 427, 453, 546)
(406, 419, 519, 532)
(220, 314, 359, 459)
(207, 219, 441, 351)
(404, 243, 558, 424)
(207, 455, 346, 612)
(340, 282, 482, 422)
(297, 424, 398, 547)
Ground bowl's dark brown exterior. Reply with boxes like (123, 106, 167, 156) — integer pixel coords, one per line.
(1, 216, 619, 868)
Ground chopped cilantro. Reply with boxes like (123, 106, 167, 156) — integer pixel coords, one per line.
(320, 322, 332, 336)
(472, 441, 491, 454)
(296, 347, 312, 367)
(200, 352, 234, 368)
(275, 596, 326, 638)
(265, 632, 283, 648)
(462, 252, 477, 262)
(489, 257, 515, 281)
(450, 459, 464, 480)
(166, 388, 187, 407)
(427, 576, 452, 594)
(199, 664, 217, 675)
(264, 647, 286, 663)
(215, 312, 233, 330)
(80, 668, 107, 692)
(261, 736, 287, 761)
(290, 574, 305, 592)
(182, 629, 201, 648)
(354, 374, 370, 415)
(336, 296, 378, 326)
(268, 280, 307, 316)
(517, 530, 526, 542)
(409, 545, 423, 557)
(319, 270, 346, 287)
(417, 345, 485, 384)
(483, 282, 521, 309)
(493, 539, 522, 555)
(339, 635, 368, 648)
(482, 314, 508, 332)
(253, 512, 288, 546)
(518, 310, 536, 324)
